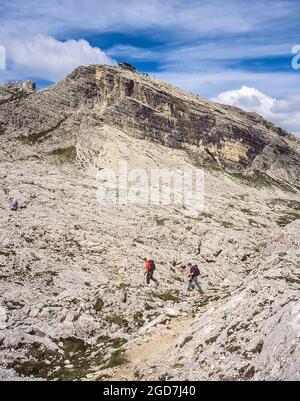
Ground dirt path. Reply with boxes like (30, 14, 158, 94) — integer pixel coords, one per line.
(85, 291, 229, 381)
(93, 315, 193, 381)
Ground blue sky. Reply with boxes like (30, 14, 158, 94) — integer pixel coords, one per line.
(0, 0, 299, 134)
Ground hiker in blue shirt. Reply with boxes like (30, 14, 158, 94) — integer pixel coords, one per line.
(10, 198, 19, 211)
(187, 263, 204, 293)
(10, 198, 26, 211)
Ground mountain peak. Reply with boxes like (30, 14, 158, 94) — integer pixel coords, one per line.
(0, 63, 299, 188)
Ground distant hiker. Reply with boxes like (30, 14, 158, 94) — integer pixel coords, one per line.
(145, 258, 159, 286)
(10, 198, 26, 211)
(10, 198, 18, 211)
(187, 263, 204, 294)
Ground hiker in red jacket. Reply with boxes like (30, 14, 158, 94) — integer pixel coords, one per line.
(145, 259, 159, 286)
(187, 263, 204, 293)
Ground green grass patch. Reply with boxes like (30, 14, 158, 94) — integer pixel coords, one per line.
(48, 146, 76, 163)
(134, 370, 142, 379)
(270, 198, 300, 211)
(97, 336, 127, 349)
(227, 171, 295, 192)
(105, 350, 127, 369)
(158, 373, 171, 381)
(221, 220, 234, 228)
(134, 238, 145, 244)
(154, 216, 168, 226)
(94, 298, 104, 312)
(241, 208, 254, 215)
(276, 212, 300, 227)
(248, 218, 260, 227)
(3, 300, 25, 310)
(239, 365, 255, 381)
(180, 336, 193, 348)
(200, 212, 213, 219)
(8, 335, 128, 381)
(104, 314, 128, 327)
(193, 298, 209, 311)
(133, 311, 145, 327)
(152, 290, 180, 302)
(16, 117, 67, 145)
(205, 335, 219, 346)
(7, 337, 105, 381)
(146, 312, 160, 321)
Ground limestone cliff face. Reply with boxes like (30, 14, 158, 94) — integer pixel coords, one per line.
(0, 65, 299, 186)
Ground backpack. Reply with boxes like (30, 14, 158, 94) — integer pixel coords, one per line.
(192, 265, 200, 277)
(146, 260, 156, 271)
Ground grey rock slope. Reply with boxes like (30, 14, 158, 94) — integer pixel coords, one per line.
(0, 65, 299, 381)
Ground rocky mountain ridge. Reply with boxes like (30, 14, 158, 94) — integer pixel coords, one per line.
(0, 65, 299, 186)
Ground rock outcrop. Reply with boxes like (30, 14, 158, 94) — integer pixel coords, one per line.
(21, 80, 36, 93)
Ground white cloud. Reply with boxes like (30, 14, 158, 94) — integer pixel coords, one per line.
(212, 85, 276, 115)
(108, 45, 159, 61)
(1, 0, 296, 38)
(7, 34, 116, 81)
(270, 94, 300, 135)
(212, 86, 300, 136)
(0, 45, 5, 69)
